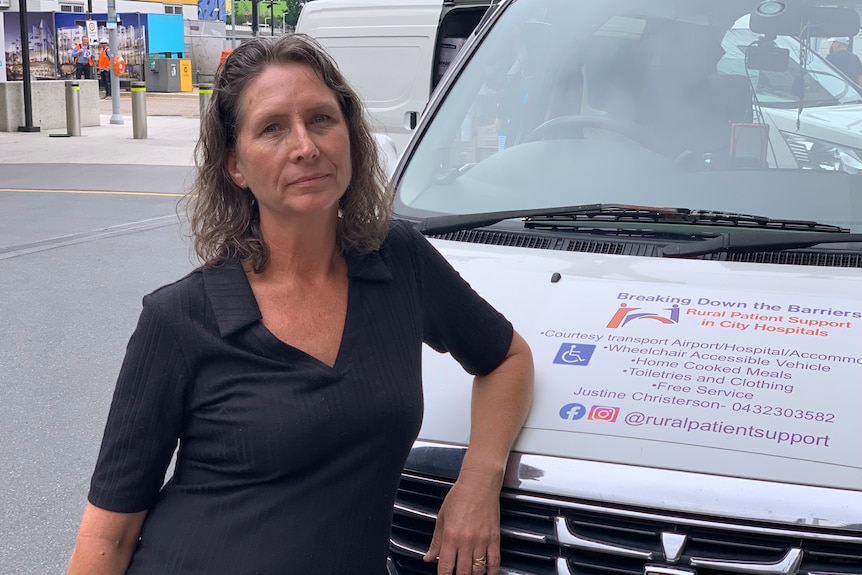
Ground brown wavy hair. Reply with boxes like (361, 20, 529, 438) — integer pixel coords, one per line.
(186, 33, 392, 271)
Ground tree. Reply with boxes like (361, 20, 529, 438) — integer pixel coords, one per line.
(283, 0, 310, 28)
(229, 0, 312, 29)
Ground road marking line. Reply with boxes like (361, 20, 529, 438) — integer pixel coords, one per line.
(0, 188, 185, 197)
(0, 215, 180, 259)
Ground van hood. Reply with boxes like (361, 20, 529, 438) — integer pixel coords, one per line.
(419, 238, 862, 497)
(766, 103, 862, 148)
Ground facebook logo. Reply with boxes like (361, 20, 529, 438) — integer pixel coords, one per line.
(559, 403, 587, 421)
(553, 343, 596, 366)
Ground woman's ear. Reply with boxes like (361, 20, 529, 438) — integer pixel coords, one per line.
(225, 149, 247, 189)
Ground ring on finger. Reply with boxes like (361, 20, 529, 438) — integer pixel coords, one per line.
(473, 556, 487, 570)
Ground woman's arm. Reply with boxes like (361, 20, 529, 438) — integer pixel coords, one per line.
(423, 330, 534, 575)
(67, 503, 147, 575)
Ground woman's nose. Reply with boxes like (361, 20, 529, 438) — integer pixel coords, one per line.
(288, 125, 320, 162)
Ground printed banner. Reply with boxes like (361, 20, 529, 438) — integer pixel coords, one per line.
(526, 279, 862, 469)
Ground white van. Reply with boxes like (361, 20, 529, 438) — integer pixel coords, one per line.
(295, 0, 493, 155)
(300, 0, 862, 174)
(386, 1, 862, 574)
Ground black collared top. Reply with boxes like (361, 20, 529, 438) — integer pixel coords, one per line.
(88, 220, 513, 575)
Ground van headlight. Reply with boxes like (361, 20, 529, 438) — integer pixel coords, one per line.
(780, 132, 862, 174)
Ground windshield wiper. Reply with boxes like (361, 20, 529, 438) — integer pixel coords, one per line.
(417, 204, 682, 235)
(663, 231, 862, 258)
(417, 205, 845, 236)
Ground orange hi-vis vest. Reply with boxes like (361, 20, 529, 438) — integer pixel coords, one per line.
(74, 44, 93, 66)
(98, 47, 111, 70)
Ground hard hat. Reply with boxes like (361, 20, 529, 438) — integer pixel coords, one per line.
(100, 38, 109, 43)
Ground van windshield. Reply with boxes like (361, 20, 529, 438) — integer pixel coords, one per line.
(720, 21, 862, 107)
(395, 0, 862, 233)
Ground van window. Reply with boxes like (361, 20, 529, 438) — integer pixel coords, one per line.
(396, 0, 862, 234)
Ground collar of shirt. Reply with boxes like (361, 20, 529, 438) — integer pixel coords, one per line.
(202, 250, 393, 337)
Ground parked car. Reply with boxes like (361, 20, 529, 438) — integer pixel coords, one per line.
(386, 0, 862, 574)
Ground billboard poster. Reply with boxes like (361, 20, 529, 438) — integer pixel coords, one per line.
(146, 14, 183, 55)
(198, 0, 227, 22)
(3, 12, 56, 80)
(55, 13, 147, 81)
(0, 14, 6, 83)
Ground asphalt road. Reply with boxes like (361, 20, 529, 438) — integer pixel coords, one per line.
(0, 163, 198, 574)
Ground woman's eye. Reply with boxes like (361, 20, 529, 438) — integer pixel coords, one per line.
(312, 114, 331, 124)
(263, 124, 279, 133)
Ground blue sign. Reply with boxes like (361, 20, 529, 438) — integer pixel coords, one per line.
(559, 403, 587, 421)
(553, 343, 596, 366)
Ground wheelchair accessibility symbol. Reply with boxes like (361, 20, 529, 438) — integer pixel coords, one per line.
(553, 343, 596, 366)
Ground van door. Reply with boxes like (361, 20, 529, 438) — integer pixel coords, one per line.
(296, 0, 447, 154)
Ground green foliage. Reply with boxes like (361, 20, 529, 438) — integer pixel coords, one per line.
(230, 0, 312, 28)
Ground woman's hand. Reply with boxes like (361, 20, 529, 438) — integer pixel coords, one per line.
(422, 468, 502, 575)
(423, 330, 534, 575)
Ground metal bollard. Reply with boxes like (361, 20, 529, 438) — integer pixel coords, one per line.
(199, 83, 213, 118)
(64, 80, 81, 137)
(131, 82, 148, 140)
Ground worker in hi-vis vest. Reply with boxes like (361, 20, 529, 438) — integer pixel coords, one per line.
(71, 36, 94, 80)
(97, 38, 112, 98)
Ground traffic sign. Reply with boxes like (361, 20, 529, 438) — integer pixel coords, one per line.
(85, 19, 98, 43)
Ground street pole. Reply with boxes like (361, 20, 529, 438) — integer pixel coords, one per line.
(252, 0, 259, 37)
(269, 1, 274, 36)
(230, 0, 236, 48)
(107, 0, 123, 124)
(17, 0, 39, 132)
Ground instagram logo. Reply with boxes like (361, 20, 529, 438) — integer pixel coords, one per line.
(588, 406, 620, 422)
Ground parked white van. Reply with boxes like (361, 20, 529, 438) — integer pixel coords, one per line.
(295, 0, 492, 155)
(299, 0, 862, 173)
(386, 1, 862, 574)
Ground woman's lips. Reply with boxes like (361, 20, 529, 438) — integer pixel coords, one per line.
(289, 174, 328, 186)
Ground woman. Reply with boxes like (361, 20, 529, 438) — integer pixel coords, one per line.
(66, 34, 533, 575)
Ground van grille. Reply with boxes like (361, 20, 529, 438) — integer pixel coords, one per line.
(389, 474, 862, 575)
(432, 229, 557, 250)
(718, 251, 862, 267)
(428, 231, 862, 267)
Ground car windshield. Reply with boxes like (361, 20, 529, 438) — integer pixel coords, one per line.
(395, 0, 862, 234)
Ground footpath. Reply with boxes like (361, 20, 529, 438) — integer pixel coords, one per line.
(0, 89, 201, 167)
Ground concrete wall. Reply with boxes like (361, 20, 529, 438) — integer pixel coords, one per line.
(0, 80, 100, 133)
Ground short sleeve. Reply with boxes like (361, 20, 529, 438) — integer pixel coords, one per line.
(395, 221, 514, 376)
(88, 294, 190, 513)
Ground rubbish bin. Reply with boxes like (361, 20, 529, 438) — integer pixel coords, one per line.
(146, 58, 182, 93)
(179, 59, 193, 92)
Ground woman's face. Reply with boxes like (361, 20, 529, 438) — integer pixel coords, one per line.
(225, 62, 352, 224)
